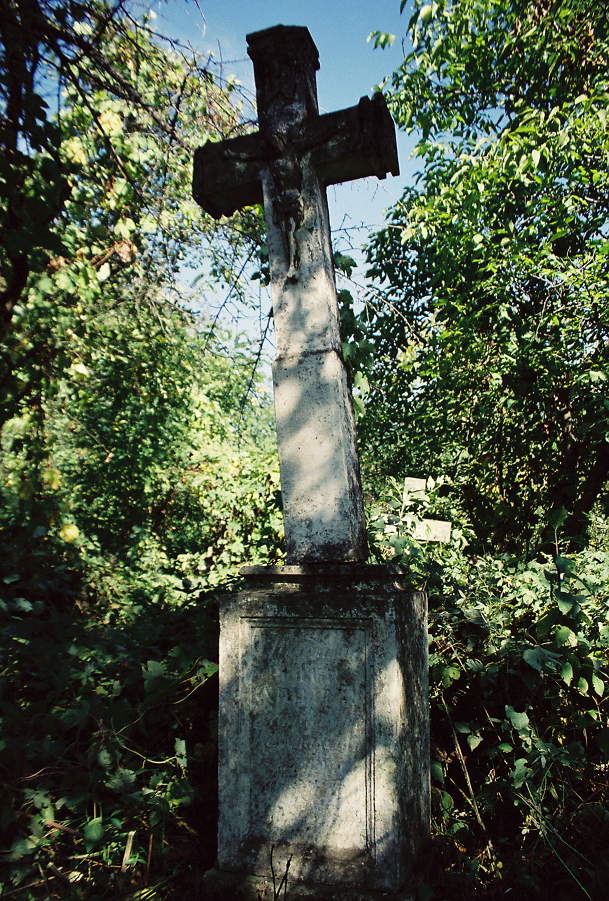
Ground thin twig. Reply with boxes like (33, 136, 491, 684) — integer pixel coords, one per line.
(45, 821, 82, 836)
(121, 830, 136, 873)
(37, 863, 52, 901)
(270, 844, 276, 900)
(237, 308, 273, 440)
(47, 863, 71, 886)
(0, 877, 49, 898)
(145, 832, 153, 884)
(441, 695, 488, 835)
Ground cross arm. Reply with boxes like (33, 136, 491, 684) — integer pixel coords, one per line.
(192, 131, 265, 220)
(192, 92, 399, 220)
(305, 93, 399, 188)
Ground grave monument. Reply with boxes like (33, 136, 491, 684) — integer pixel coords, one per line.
(193, 25, 429, 900)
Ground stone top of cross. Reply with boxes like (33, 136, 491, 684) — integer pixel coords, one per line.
(192, 26, 399, 564)
(193, 25, 399, 221)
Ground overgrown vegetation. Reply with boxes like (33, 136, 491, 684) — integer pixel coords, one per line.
(0, 1, 282, 896)
(1, 0, 608, 898)
(364, 0, 609, 556)
(370, 483, 609, 899)
(355, 0, 609, 894)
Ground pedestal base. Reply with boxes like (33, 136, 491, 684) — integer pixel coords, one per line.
(212, 565, 429, 897)
(201, 867, 416, 900)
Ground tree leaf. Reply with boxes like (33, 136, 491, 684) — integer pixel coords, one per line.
(441, 664, 460, 687)
(175, 738, 187, 769)
(84, 817, 104, 849)
(555, 625, 575, 647)
(506, 706, 529, 731)
(560, 661, 574, 686)
(523, 647, 560, 671)
(430, 760, 444, 783)
(555, 592, 574, 614)
(591, 674, 604, 697)
(467, 732, 483, 750)
(59, 523, 79, 543)
(511, 758, 529, 789)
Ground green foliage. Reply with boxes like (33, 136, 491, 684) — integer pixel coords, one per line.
(0, 3, 281, 894)
(0, 310, 282, 892)
(0, 312, 282, 895)
(0, 0, 278, 596)
(338, 289, 374, 419)
(372, 486, 609, 898)
(364, 0, 609, 554)
(1, 309, 283, 593)
(1, 0, 259, 431)
(364, 1, 609, 892)
(0, 561, 221, 896)
(3, 1, 607, 898)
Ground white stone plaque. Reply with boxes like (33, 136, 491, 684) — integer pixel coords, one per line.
(414, 519, 452, 543)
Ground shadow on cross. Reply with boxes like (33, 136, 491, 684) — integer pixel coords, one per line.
(192, 26, 399, 566)
(191, 25, 417, 890)
(272, 346, 366, 564)
(266, 166, 368, 564)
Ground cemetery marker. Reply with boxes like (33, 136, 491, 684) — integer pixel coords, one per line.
(193, 24, 398, 563)
(404, 478, 452, 543)
(194, 25, 429, 901)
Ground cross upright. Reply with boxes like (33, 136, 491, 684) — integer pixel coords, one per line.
(193, 25, 399, 564)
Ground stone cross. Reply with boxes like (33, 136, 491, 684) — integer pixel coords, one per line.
(193, 25, 399, 564)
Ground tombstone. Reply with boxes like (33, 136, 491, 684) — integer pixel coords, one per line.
(414, 519, 451, 543)
(403, 478, 452, 544)
(193, 25, 429, 900)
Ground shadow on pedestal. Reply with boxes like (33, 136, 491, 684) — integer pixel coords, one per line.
(201, 564, 430, 900)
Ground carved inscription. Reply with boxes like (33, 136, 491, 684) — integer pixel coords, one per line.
(240, 617, 372, 851)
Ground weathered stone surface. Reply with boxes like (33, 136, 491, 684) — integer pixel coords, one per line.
(191, 28, 429, 901)
(401, 479, 452, 543)
(272, 350, 367, 563)
(402, 478, 427, 495)
(262, 155, 341, 360)
(213, 566, 430, 896)
(192, 24, 400, 563)
(413, 519, 452, 543)
(201, 866, 417, 900)
(192, 93, 398, 221)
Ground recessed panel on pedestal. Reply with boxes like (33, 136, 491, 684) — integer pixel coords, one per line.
(242, 617, 373, 854)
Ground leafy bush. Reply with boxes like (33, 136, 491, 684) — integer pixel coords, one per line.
(0, 560, 221, 897)
(0, 304, 283, 897)
(370, 484, 609, 899)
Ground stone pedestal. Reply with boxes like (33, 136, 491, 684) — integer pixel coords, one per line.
(202, 565, 429, 900)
